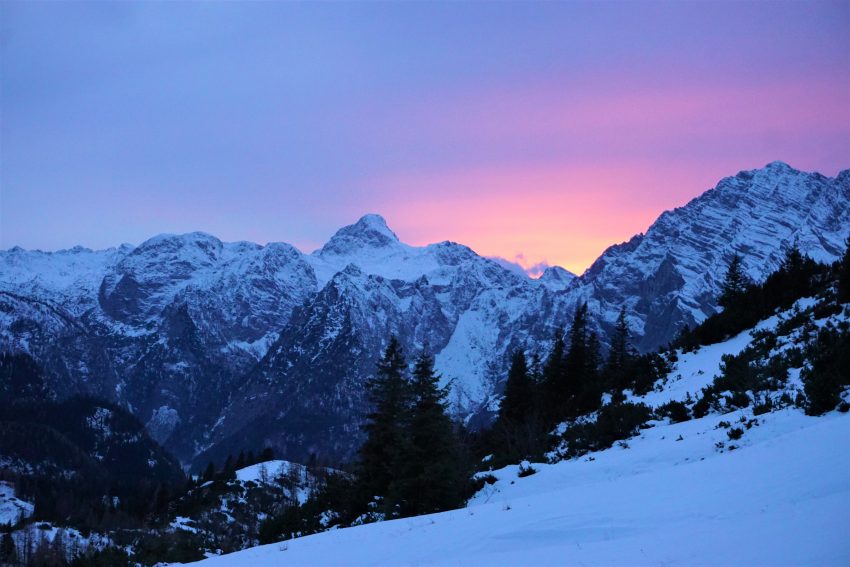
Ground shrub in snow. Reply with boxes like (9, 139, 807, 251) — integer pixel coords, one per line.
(725, 390, 751, 409)
(802, 323, 850, 415)
(517, 463, 537, 478)
(727, 427, 744, 441)
(752, 396, 774, 416)
(557, 402, 652, 459)
(655, 400, 691, 423)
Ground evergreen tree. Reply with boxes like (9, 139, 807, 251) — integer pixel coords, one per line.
(389, 350, 465, 517)
(781, 244, 805, 273)
(0, 531, 16, 565)
(605, 308, 634, 394)
(492, 349, 545, 463)
(719, 254, 750, 309)
(540, 304, 603, 421)
(577, 331, 603, 413)
(541, 328, 569, 422)
(838, 236, 850, 303)
(151, 482, 171, 515)
(201, 462, 215, 483)
(564, 304, 589, 385)
(564, 303, 602, 415)
(259, 447, 275, 462)
(222, 455, 236, 480)
(802, 325, 850, 415)
(498, 350, 534, 425)
(768, 244, 820, 308)
(357, 336, 411, 507)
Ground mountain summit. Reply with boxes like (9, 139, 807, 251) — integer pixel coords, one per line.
(319, 214, 400, 256)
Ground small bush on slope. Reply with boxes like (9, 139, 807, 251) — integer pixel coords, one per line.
(802, 321, 850, 415)
(655, 400, 691, 423)
(554, 402, 653, 459)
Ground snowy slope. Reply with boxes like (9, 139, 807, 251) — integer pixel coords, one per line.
(234, 460, 338, 506)
(193, 409, 850, 567)
(0, 245, 130, 316)
(193, 299, 850, 566)
(0, 481, 33, 525)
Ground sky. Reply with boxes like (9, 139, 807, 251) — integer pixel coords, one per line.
(1, 1, 848, 275)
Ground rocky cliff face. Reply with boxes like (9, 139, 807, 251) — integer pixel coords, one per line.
(577, 161, 850, 350)
(1, 162, 847, 466)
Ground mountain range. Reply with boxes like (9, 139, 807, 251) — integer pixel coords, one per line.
(1, 161, 848, 467)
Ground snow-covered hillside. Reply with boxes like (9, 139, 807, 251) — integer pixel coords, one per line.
(0, 481, 33, 525)
(161, 459, 331, 550)
(192, 300, 850, 566)
(193, 410, 850, 566)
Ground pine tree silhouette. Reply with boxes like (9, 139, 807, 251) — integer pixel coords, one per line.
(357, 336, 410, 509)
(389, 350, 464, 517)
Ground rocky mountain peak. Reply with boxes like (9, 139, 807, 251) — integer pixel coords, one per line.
(538, 266, 577, 290)
(318, 214, 400, 256)
(763, 160, 794, 172)
(132, 231, 223, 260)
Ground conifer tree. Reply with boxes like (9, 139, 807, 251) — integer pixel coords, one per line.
(719, 254, 750, 309)
(586, 331, 601, 377)
(0, 531, 16, 565)
(838, 236, 850, 303)
(564, 304, 589, 384)
(564, 304, 591, 414)
(577, 331, 603, 413)
(498, 350, 534, 425)
(541, 304, 603, 421)
(802, 326, 850, 415)
(605, 308, 634, 393)
(260, 447, 275, 462)
(781, 244, 804, 272)
(771, 244, 818, 307)
(202, 462, 215, 483)
(390, 350, 464, 517)
(541, 327, 569, 422)
(493, 349, 546, 463)
(358, 336, 410, 507)
(222, 455, 236, 480)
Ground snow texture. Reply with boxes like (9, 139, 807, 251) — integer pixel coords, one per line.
(192, 408, 850, 566)
(0, 481, 33, 525)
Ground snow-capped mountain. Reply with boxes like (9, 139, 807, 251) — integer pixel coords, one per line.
(577, 161, 850, 350)
(1, 162, 848, 465)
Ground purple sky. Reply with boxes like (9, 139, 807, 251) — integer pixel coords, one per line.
(1, 1, 848, 274)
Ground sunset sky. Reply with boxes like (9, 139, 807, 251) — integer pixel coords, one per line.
(2, 1, 848, 275)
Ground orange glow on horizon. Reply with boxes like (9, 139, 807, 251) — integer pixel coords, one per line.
(352, 162, 733, 276)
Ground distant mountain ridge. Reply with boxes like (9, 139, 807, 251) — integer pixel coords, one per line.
(1, 161, 848, 466)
